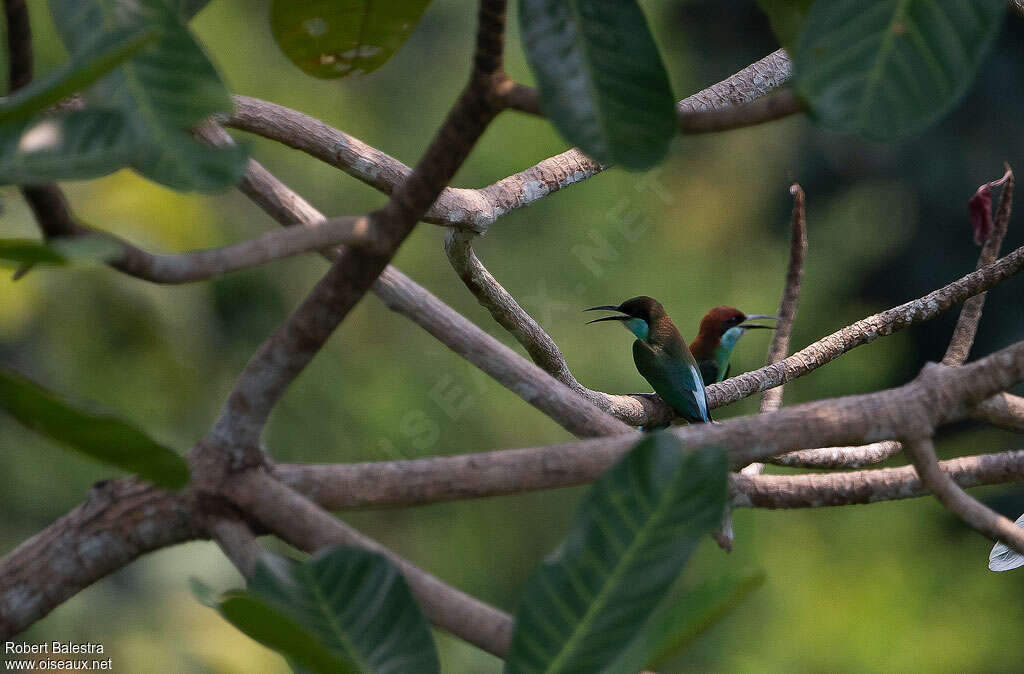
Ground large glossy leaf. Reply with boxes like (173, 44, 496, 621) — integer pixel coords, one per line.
(794, 0, 1005, 139)
(518, 0, 676, 170)
(49, 0, 246, 191)
(0, 26, 157, 124)
(504, 433, 728, 673)
(0, 366, 188, 488)
(269, 0, 433, 79)
(241, 548, 440, 673)
(607, 569, 765, 672)
(0, 110, 134, 185)
(192, 578, 353, 674)
(756, 0, 813, 52)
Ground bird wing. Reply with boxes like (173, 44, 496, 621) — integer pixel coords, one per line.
(633, 340, 712, 423)
(698, 359, 719, 386)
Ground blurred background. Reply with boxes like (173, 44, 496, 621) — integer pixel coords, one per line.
(3, 0, 1024, 671)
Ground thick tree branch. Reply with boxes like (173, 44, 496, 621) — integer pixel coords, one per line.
(902, 436, 1024, 555)
(0, 479, 201, 639)
(225, 50, 793, 232)
(943, 165, 1013, 365)
(223, 470, 514, 658)
(272, 343, 1024, 509)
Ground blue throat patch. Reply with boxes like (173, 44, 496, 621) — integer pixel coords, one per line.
(712, 327, 745, 382)
(622, 318, 649, 341)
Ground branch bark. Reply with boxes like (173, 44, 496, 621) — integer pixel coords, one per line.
(0, 479, 201, 639)
(225, 49, 793, 232)
(204, 0, 511, 453)
(902, 436, 1024, 555)
(272, 343, 1024, 510)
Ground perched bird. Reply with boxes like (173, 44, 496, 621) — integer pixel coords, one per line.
(586, 296, 711, 424)
(688, 306, 777, 384)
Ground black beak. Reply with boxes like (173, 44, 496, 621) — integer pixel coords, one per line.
(586, 315, 630, 325)
(739, 323, 776, 330)
(744, 314, 779, 321)
(584, 305, 630, 325)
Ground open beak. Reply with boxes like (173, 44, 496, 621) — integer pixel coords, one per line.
(739, 314, 779, 330)
(584, 305, 630, 325)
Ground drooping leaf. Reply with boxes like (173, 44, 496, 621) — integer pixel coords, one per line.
(162, 0, 211, 21)
(0, 366, 188, 488)
(0, 26, 158, 125)
(989, 512, 1024, 571)
(504, 433, 729, 673)
(0, 239, 68, 266)
(756, 0, 813, 52)
(48, 0, 247, 191)
(269, 0, 433, 79)
(0, 110, 135, 185)
(608, 569, 765, 672)
(193, 582, 352, 674)
(195, 550, 440, 673)
(794, 0, 1005, 139)
(518, 0, 676, 170)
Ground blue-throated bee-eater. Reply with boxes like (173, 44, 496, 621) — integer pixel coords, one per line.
(688, 306, 777, 383)
(586, 296, 711, 424)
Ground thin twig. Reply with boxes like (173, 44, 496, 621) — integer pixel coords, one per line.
(943, 165, 1014, 365)
(708, 241, 1024, 409)
(767, 441, 903, 469)
(973, 392, 1024, 432)
(741, 183, 809, 479)
(902, 436, 1024, 555)
(730, 449, 1024, 509)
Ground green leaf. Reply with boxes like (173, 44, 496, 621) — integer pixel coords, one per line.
(248, 548, 440, 674)
(794, 0, 1005, 139)
(0, 26, 158, 125)
(518, 0, 676, 170)
(207, 590, 352, 673)
(0, 239, 68, 266)
(756, 0, 813, 52)
(162, 0, 211, 21)
(49, 0, 247, 191)
(196, 549, 439, 673)
(269, 0, 433, 79)
(0, 366, 188, 488)
(607, 569, 765, 672)
(0, 110, 134, 185)
(504, 433, 729, 673)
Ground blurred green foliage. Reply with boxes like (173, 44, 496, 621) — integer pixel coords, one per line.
(2, 0, 1024, 671)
